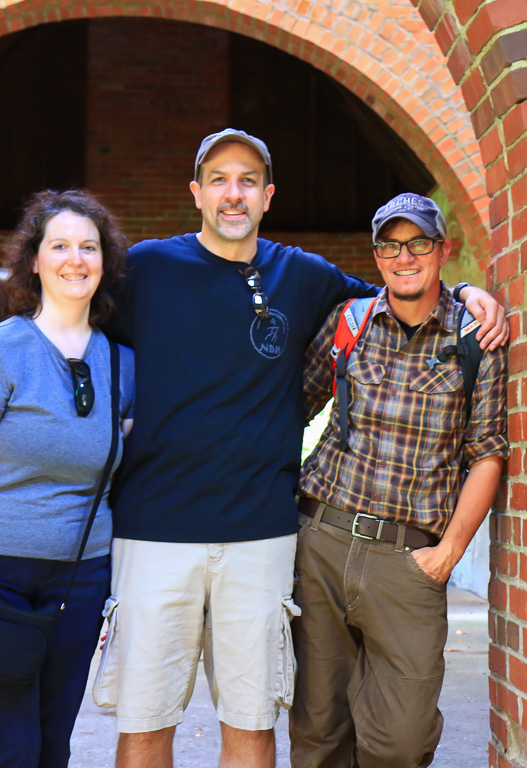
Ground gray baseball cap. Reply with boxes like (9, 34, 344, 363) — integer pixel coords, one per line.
(194, 128, 273, 183)
(372, 193, 447, 242)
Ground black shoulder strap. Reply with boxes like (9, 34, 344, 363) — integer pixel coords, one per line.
(335, 350, 349, 450)
(426, 308, 483, 420)
(60, 340, 120, 611)
(456, 308, 483, 420)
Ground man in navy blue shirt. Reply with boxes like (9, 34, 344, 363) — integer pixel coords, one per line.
(99, 129, 508, 768)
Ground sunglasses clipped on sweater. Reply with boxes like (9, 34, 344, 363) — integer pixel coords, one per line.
(239, 266, 270, 319)
(67, 359, 95, 417)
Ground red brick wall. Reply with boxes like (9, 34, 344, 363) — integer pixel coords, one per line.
(410, 1, 527, 765)
(86, 18, 229, 243)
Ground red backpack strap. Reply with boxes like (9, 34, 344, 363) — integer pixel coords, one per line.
(331, 299, 355, 379)
(331, 297, 376, 447)
(331, 297, 376, 391)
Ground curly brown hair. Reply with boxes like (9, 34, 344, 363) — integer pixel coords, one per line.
(3, 189, 128, 326)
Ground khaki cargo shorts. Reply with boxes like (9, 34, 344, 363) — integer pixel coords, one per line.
(93, 535, 299, 733)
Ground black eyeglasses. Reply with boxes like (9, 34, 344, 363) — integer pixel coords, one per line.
(240, 267, 269, 319)
(67, 359, 95, 417)
(373, 237, 443, 259)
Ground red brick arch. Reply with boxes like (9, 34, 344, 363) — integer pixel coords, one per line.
(1, 0, 490, 265)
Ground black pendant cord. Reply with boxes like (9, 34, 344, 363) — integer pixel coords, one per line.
(59, 339, 120, 613)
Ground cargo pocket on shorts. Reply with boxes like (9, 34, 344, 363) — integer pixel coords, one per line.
(276, 596, 302, 709)
(92, 595, 119, 708)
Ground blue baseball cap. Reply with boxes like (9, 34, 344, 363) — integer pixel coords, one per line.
(194, 128, 273, 183)
(372, 193, 447, 242)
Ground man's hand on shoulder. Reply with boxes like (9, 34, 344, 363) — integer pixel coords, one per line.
(458, 285, 509, 350)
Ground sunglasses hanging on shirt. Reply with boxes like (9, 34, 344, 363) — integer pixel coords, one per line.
(239, 266, 270, 319)
(67, 359, 95, 417)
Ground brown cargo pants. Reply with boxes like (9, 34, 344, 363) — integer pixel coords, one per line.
(289, 513, 448, 768)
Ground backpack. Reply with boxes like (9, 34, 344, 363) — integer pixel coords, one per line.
(330, 297, 484, 448)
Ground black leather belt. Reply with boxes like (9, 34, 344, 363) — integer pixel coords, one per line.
(298, 497, 439, 550)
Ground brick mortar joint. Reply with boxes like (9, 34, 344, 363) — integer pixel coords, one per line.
(476, 113, 509, 156)
(413, 5, 461, 63)
(490, 569, 527, 583)
(489, 628, 527, 647)
(488, 59, 527, 97)
(489, 689, 527, 709)
(447, 19, 527, 93)
(491, 713, 527, 768)
(508, 365, 527, 379)
(490, 539, 527, 550)
(483, 147, 506, 171)
(504, 124, 527, 153)
(490, 745, 527, 768)
(454, 5, 527, 50)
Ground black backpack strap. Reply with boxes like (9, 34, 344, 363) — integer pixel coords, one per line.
(425, 308, 483, 421)
(335, 350, 349, 450)
(60, 339, 120, 611)
(456, 308, 483, 420)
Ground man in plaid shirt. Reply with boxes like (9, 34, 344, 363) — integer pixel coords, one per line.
(290, 193, 508, 768)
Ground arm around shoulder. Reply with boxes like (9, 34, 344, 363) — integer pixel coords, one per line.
(455, 284, 509, 350)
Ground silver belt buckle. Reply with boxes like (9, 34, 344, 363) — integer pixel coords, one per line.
(351, 512, 380, 540)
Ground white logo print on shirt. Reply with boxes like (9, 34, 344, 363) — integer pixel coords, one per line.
(250, 310, 289, 359)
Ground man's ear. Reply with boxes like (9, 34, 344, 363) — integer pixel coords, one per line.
(263, 183, 275, 213)
(439, 239, 452, 267)
(189, 180, 202, 211)
(372, 249, 383, 276)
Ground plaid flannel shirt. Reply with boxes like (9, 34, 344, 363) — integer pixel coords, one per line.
(300, 284, 508, 537)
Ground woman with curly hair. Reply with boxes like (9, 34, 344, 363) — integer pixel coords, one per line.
(0, 189, 135, 768)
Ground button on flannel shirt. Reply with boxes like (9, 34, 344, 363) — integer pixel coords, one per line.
(300, 285, 508, 538)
